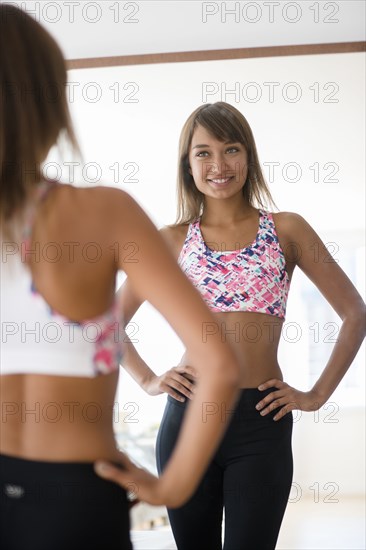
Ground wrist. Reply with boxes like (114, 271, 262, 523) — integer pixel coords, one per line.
(158, 472, 188, 508)
(142, 370, 157, 394)
(309, 386, 328, 407)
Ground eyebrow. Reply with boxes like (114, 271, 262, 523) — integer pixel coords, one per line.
(192, 141, 239, 150)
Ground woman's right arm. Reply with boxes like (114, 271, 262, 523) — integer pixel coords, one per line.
(107, 189, 240, 507)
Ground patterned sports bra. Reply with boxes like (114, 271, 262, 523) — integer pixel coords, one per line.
(1, 181, 125, 377)
(178, 209, 290, 319)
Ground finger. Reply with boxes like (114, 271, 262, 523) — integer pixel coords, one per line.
(258, 379, 284, 391)
(175, 375, 196, 394)
(158, 378, 185, 401)
(175, 366, 197, 379)
(261, 398, 299, 418)
(273, 403, 296, 421)
(165, 378, 195, 400)
(166, 388, 186, 402)
(172, 370, 198, 386)
(172, 373, 196, 390)
(255, 390, 283, 411)
(257, 397, 285, 416)
(94, 460, 135, 488)
(163, 382, 189, 401)
(95, 465, 142, 501)
(111, 451, 137, 469)
(180, 373, 196, 384)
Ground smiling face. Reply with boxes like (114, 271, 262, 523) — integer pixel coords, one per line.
(188, 124, 248, 201)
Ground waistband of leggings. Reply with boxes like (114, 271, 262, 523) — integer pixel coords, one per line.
(0, 453, 127, 485)
(0, 453, 127, 504)
(167, 386, 276, 409)
(1, 453, 95, 474)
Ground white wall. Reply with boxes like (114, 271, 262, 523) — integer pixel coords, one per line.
(2, 0, 365, 59)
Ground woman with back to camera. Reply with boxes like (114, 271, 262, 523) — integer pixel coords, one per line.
(0, 6, 242, 550)
(98, 102, 366, 549)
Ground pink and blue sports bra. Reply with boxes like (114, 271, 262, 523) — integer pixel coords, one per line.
(1, 181, 125, 377)
(178, 209, 290, 319)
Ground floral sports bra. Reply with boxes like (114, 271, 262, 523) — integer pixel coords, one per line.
(178, 210, 290, 319)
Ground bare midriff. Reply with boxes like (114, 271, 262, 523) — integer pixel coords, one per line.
(0, 371, 122, 462)
(178, 310, 284, 388)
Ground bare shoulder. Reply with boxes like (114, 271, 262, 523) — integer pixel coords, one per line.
(159, 224, 189, 259)
(47, 184, 139, 242)
(271, 211, 323, 272)
(72, 185, 133, 211)
(272, 211, 308, 231)
(273, 212, 320, 245)
(57, 184, 137, 218)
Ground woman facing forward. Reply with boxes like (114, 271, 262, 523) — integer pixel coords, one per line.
(0, 7, 241, 550)
(98, 102, 366, 549)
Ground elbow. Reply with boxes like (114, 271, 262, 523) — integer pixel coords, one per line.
(358, 304, 366, 337)
(343, 301, 366, 336)
(348, 300, 366, 322)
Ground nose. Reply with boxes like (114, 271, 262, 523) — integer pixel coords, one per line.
(206, 153, 229, 175)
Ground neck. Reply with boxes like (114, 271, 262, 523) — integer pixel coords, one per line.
(201, 195, 254, 226)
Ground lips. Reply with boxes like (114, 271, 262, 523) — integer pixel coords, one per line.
(207, 176, 233, 187)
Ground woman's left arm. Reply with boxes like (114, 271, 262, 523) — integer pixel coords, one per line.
(257, 213, 366, 420)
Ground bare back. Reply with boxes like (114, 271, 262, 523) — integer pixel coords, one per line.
(2, 184, 126, 462)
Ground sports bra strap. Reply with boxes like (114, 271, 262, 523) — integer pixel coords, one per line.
(22, 180, 58, 251)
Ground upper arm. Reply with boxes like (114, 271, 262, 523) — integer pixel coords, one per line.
(116, 278, 143, 325)
(282, 212, 364, 320)
(111, 191, 233, 369)
(116, 225, 186, 323)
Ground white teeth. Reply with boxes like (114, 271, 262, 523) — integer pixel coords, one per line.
(210, 178, 230, 184)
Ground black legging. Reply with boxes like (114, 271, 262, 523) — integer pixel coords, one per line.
(156, 387, 293, 550)
(0, 454, 132, 550)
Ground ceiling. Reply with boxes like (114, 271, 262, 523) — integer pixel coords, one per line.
(5, 0, 365, 60)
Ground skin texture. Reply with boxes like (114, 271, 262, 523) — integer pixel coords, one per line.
(1, 182, 242, 508)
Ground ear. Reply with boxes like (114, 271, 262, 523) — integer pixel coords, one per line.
(188, 165, 192, 175)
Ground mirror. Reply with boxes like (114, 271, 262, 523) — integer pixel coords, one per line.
(48, 52, 364, 516)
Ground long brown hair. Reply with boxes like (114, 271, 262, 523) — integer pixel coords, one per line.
(0, 4, 79, 238)
(175, 102, 276, 225)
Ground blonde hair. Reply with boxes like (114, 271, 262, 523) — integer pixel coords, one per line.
(0, 4, 79, 239)
(175, 102, 275, 224)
